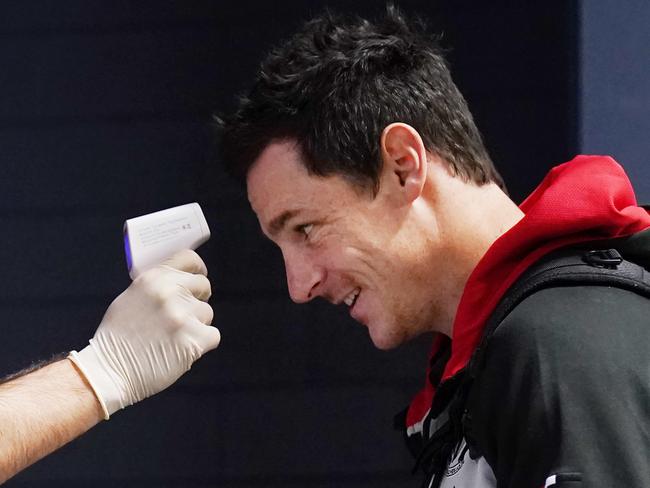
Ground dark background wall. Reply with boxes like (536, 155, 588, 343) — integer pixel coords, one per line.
(579, 0, 650, 201)
(3, 0, 641, 486)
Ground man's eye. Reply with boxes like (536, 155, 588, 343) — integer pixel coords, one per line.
(297, 224, 313, 239)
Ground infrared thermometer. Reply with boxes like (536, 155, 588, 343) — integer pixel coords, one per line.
(123, 203, 211, 279)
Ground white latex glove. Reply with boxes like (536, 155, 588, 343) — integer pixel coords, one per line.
(69, 249, 220, 419)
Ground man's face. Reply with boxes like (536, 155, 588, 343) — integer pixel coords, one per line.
(247, 140, 441, 350)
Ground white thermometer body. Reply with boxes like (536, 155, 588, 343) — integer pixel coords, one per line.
(124, 203, 210, 279)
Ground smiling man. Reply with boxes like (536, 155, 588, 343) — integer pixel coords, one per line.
(246, 134, 520, 350)
(218, 7, 650, 488)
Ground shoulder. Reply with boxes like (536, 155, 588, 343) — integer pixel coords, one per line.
(494, 284, 649, 349)
(469, 283, 650, 487)
(468, 283, 650, 438)
(485, 284, 650, 375)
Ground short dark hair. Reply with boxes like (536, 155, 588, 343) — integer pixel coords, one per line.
(216, 5, 504, 193)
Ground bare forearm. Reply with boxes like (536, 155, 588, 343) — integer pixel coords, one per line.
(0, 359, 103, 484)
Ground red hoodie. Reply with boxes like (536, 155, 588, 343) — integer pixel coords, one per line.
(406, 155, 650, 430)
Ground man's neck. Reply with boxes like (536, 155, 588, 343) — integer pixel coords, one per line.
(429, 176, 524, 337)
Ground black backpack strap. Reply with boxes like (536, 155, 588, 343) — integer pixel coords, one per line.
(468, 246, 650, 378)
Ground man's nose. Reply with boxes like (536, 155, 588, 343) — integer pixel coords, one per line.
(282, 249, 324, 304)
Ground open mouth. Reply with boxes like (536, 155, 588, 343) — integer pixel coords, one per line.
(343, 288, 360, 308)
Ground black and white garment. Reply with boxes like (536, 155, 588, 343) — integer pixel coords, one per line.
(403, 240, 650, 488)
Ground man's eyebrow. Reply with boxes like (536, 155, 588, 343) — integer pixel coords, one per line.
(268, 209, 300, 236)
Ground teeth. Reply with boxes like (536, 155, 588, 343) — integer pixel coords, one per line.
(343, 288, 360, 307)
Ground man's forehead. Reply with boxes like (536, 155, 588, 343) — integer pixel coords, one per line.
(246, 140, 371, 229)
(248, 140, 304, 183)
(246, 141, 313, 221)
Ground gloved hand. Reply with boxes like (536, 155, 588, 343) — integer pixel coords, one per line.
(69, 250, 220, 419)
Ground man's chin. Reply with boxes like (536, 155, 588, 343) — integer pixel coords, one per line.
(367, 325, 404, 351)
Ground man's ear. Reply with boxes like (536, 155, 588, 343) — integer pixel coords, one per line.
(380, 123, 428, 203)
